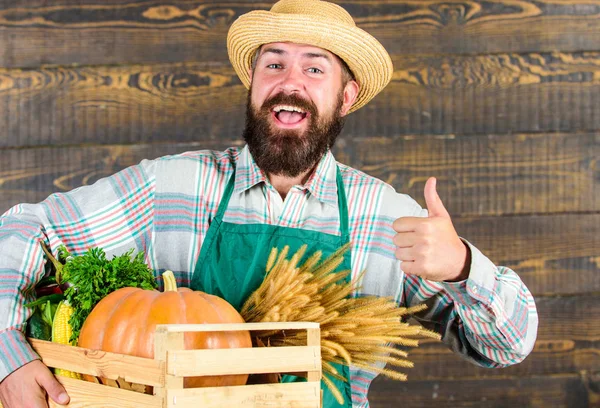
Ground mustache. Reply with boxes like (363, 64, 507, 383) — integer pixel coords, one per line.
(260, 93, 318, 117)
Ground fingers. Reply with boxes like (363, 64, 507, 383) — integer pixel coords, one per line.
(392, 217, 421, 233)
(394, 247, 414, 262)
(31, 392, 50, 408)
(392, 232, 415, 248)
(392, 179, 462, 281)
(398, 260, 415, 275)
(0, 360, 54, 408)
(36, 366, 69, 406)
(394, 240, 431, 263)
(423, 177, 438, 210)
(424, 177, 450, 218)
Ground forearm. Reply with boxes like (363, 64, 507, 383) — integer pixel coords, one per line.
(404, 240, 538, 367)
(0, 213, 49, 382)
(0, 159, 158, 381)
(0, 329, 40, 383)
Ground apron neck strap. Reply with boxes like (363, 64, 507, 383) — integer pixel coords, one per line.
(215, 170, 237, 221)
(335, 167, 350, 240)
(216, 165, 350, 239)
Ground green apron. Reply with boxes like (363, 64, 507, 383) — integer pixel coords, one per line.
(191, 166, 353, 408)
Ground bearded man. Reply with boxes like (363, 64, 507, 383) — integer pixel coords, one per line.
(0, 1, 538, 407)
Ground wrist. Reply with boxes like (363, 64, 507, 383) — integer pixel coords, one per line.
(445, 241, 471, 282)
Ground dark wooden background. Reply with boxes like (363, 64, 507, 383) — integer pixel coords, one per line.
(0, 1, 598, 406)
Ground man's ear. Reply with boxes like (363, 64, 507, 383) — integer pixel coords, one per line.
(340, 80, 359, 116)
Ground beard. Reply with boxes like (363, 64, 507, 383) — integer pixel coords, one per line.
(242, 90, 346, 178)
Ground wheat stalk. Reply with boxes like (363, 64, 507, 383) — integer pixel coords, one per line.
(241, 244, 441, 404)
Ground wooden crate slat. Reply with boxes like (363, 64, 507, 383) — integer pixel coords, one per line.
(306, 327, 322, 382)
(48, 376, 162, 408)
(29, 338, 165, 387)
(168, 346, 321, 376)
(165, 382, 321, 408)
(29, 323, 324, 406)
(153, 327, 185, 399)
(162, 321, 319, 332)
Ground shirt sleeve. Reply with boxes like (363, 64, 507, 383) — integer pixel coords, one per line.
(0, 159, 157, 382)
(401, 206, 539, 368)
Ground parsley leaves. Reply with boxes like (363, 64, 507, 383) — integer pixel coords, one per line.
(49, 245, 158, 343)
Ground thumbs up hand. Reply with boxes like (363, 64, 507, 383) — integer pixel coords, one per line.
(392, 177, 470, 282)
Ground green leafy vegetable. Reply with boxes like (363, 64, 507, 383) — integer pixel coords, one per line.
(26, 311, 52, 341)
(44, 244, 158, 343)
(25, 298, 60, 341)
(25, 293, 65, 310)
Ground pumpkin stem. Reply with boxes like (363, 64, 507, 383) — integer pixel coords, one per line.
(162, 270, 178, 292)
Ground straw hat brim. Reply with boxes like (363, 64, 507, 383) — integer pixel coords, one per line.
(227, 11, 393, 113)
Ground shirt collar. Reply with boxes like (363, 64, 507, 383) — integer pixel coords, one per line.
(303, 149, 339, 208)
(234, 145, 267, 192)
(234, 145, 339, 208)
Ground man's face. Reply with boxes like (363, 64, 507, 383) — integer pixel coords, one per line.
(242, 42, 358, 178)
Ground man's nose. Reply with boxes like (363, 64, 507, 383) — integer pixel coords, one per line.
(278, 66, 304, 94)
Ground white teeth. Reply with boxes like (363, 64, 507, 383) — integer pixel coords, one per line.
(273, 105, 306, 113)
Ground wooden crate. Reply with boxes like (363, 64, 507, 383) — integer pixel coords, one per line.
(28, 322, 322, 408)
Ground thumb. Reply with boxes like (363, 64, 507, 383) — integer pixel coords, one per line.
(424, 177, 450, 218)
(37, 368, 69, 405)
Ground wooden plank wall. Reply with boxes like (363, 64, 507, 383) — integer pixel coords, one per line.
(0, 1, 598, 406)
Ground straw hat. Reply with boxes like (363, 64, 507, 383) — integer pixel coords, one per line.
(227, 0, 393, 113)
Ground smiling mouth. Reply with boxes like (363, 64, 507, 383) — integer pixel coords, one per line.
(272, 104, 309, 126)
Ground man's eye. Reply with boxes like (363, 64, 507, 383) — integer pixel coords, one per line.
(267, 64, 282, 69)
(307, 68, 323, 74)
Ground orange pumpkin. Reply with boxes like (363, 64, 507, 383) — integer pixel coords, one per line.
(78, 271, 252, 388)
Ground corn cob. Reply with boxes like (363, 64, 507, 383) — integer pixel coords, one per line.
(51, 300, 81, 379)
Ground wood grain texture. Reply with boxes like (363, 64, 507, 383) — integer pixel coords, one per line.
(29, 339, 164, 386)
(166, 382, 321, 408)
(0, 62, 244, 148)
(454, 214, 600, 296)
(1, 131, 597, 216)
(368, 372, 600, 408)
(338, 132, 600, 216)
(1, 1, 600, 68)
(0, 143, 597, 297)
(382, 52, 600, 136)
(406, 295, 600, 379)
(0, 142, 239, 210)
(49, 376, 162, 408)
(167, 346, 321, 376)
(1, 52, 599, 148)
(0, 1, 596, 407)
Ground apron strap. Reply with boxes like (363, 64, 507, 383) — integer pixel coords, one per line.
(214, 170, 237, 222)
(335, 167, 350, 243)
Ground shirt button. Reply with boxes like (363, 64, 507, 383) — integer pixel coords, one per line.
(471, 286, 478, 294)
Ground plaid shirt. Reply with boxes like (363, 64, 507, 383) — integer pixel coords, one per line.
(0, 146, 538, 407)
